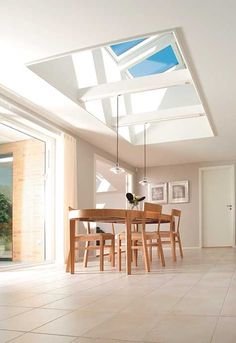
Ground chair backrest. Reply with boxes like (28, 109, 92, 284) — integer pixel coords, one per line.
(171, 209, 181, 233)
(144, 202, 162, 233)
(144, 202, 162, 213)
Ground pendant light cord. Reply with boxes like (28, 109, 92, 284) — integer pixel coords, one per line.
(144, 122, 147, 178)
(116, 95, 120, 165)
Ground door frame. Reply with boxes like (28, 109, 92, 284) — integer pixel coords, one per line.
(199, 165, 235, 248)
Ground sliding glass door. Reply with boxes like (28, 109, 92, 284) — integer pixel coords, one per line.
(0, 154, 13, 260)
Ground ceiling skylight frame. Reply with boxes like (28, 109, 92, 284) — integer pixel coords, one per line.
(108, 33, 186, 81)
(107, 35, 158, 62)
(27, 29, 214, 146)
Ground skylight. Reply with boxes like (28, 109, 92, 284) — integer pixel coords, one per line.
(128, 45, 179, 77)
(28, 30, 214, 145)
(110, 38, 146, 56)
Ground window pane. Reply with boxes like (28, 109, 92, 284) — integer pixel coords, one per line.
(128, 45, 178, 77)
(110, 38, 146, 56)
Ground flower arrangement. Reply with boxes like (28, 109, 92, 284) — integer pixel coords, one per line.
(126, 193, 145, 208)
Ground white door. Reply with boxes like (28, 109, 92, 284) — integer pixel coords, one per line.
(200, 165, 235, 247)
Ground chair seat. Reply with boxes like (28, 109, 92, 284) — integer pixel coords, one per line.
(75, 233, 114, 242)
(159, 231, 178, 236)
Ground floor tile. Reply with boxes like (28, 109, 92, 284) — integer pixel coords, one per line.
(0, 308, 69, 331)
(171, 286, 227, 315)
(212, 317, 236, 343)
(9, 332, 76, 342)
(43, 294, 98, 310)
(73, 338, 144, 343)
(34, 310, 114, 336)
(82, 294, 135, 313)
(0, 248, 236, 343)
(0, 330, 23, 342)
(145, 314, 217, 343)
(84, 312, 160, 341)
(221, 287, 236, 316)
(0, 306, 32, 320)
(13, 293, 67, 308)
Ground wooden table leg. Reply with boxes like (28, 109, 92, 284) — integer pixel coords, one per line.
(66, 250, 71, 272)
(125, 211, 132, 275)
(70, 219, 75, 274)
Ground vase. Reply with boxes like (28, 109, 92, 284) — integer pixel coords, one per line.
(128, 203, 140, 210)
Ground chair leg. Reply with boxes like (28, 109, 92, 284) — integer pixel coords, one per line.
(83, 241, 90, 267)
(111, 238, 115, 267)
(142, 238, 150, 272)
(158, 238, 165, 267)
(157, 240, 160, 260)
(149, 239, 152, 262)
(117, 237, 122, 271)
(178, 234, 184, 258)
(99, 238, 104, 271)
(134, 240, 138, 266)
(66, 250, 71, 272)
(170, 233, 177, 262)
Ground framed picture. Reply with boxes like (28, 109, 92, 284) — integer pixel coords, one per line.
(168, 180, 189, 203)
(149, 183, 168, 204)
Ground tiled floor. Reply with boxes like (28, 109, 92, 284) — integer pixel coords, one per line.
(0, 248, 236, 343)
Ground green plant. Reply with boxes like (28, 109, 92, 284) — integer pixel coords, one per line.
(0, 192, 12, 243)
(0, 192, 12, 223)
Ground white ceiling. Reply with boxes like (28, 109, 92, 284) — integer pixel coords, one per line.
(0, 0, 235, 167)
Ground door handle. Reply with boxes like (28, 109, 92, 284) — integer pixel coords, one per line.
(226, 204, 232, 210)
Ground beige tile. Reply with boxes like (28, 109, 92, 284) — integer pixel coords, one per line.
(9, 332, 76, 343)
(0, 292, 37, 305)
(172, 286, 227, 315)
(84, 312, 160, 341)
(82, 294, 135, 313)
(121, 292, 183, 315)
(73, 338, 143, 343)
(212, 317, 236, 343)
(221, 288, 236, 316)
(196, 272, 232, 288)
(0, 330, 23, 342)
(43, 294, 98, 310)
(0, 308, 69, 331)
(0, 306, 32, 320)
(145, 314, 217, 343)
(13, 293, 67, 308)
(34, 310, 114, 336)
(163, 273, 203, 288)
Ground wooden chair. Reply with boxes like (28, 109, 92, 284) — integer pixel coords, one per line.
(117, 210, 163, 272)
(144, 202, 163, 263)
(159, 209, 183, 262)
(66, 207, 115, 272)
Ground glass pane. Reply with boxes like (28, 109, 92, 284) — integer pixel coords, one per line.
(0, 154, 13, 260)
(128, 45, 179, 77)
(0, 124, 46, 264)
(110, 38, 146, 56)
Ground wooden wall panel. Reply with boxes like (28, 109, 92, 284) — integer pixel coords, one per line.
(0, 139, 45, 262)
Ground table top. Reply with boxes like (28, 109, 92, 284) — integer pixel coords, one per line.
(69, 208, 171, 224)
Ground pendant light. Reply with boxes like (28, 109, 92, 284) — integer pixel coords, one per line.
(139, 122, 148, 185)
(110, 95, 125, 174)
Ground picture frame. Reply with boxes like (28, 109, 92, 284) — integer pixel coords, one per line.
(168, 180, 189, 203)
(149, 183, 168, 204)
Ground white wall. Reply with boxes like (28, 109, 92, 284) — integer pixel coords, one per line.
(96, 192, 126, 233)
(77, 136, 135, 223)
(137, 160, 236, 248)
(76, 137, 133, 240)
